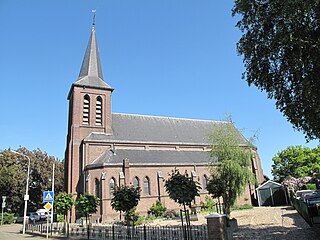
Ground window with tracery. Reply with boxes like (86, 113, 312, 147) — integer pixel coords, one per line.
(95, 178, 100, 197)
(143, 177, 150, 195)
(110, 177, 116, 198)
(133, 177, 139, 189)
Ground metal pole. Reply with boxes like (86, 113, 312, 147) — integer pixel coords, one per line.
(10, 150, 30, 235)
(1, 205, 3, 225)
(1, 197, 5, 225)
(51, 162, 55, 224)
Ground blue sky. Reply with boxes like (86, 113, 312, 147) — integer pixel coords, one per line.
(0, 0, 318, 178)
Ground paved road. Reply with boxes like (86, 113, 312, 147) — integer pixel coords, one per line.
(0, 224, 56, 240)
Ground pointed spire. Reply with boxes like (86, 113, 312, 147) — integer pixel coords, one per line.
(74, 12, 113, 90)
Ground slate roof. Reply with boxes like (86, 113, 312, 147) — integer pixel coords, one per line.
(86, 149, 216, 168)
(74, 26, 113, 90)
(85, 113, 248, 146)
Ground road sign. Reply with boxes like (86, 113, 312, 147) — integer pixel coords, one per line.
(43, 191, 54, 202)
(44, 202, 52, 210)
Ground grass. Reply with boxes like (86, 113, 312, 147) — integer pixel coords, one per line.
(231, 205, 254, 211)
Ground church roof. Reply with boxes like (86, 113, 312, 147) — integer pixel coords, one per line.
(73, 26, 113, 90)
(85, 113, 248, 146)
(86, 149, 216, 168)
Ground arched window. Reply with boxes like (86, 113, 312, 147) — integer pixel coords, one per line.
(96, 96, 102, 126)
(143, 177, 150, 195)
(83, 95, 90, 125)
(133, 177, 139, 189)
(95, 178, 100, 198)
(203, 175, 208, 190)
(109, 178, 116, 198)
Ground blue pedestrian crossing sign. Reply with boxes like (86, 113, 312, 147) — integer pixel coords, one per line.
(43, 191, 54, 202)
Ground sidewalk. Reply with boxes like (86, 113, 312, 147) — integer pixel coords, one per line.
(0, 224, 56, 240)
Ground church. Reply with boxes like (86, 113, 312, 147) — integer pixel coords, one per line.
(64, 22, 264, 223)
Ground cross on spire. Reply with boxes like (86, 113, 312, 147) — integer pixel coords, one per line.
(92, 9, 96, 28)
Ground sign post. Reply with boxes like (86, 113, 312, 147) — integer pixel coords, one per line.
(1, 196, 6, 225)
(43, 191, 54, 239)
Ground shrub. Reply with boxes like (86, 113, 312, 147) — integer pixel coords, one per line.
(57, 214, 64, 222)
(125, 208, 143, 226)
(201, 196, 216, 211)
(163, 209, 180, 219)
(148, 200, 167, 217)
(305, 183, 317, 190)
(2, 212, 15, 224)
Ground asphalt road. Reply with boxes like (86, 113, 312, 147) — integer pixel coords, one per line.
(0, 224, 56, 240)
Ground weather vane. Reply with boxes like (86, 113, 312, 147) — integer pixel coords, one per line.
(92, 9, 96, 27)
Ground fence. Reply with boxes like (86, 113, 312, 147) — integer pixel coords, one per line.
(25, 222, 208, 240)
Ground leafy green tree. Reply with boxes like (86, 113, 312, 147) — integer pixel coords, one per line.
(0, 147, 64, 215)
(76, 193, 99, 224)
(111, 185, 140, 226)
(272, 145, 320, 182)
(208, 123, 255, 219)
(76, 193, 99, 239)
(55, 192, 74, 236)
(233, 0, 320, 140)
(55, 192, 75, 222)
(164, 169, 201, 213)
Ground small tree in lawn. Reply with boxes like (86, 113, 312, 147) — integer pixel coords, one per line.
(208, 121, 255, 220)
(55, 192, 74, 236)
(76, 193, 99, 239)
(164, 169, 201, 219)
(111, 185, 141, 226)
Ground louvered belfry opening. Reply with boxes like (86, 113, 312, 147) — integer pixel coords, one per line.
(83, 95, 90, 125)
(96, 96, 102, 126)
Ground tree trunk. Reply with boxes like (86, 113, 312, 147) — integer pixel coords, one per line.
(86, 215, 89, 240)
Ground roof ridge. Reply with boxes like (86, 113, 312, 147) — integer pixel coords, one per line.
(112, 112, 227, 124)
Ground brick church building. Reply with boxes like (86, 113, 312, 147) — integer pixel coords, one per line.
(65, 23, 264, 223)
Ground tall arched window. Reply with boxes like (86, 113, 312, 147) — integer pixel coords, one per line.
(143, 177, 150, 195)
(110, 178, 116, 198)
(133, 177, 139, 189)
(96, 96, 102, 126)
(83, 95, 90, 125)
(95, 178, 100, 198)
(203, 175, 208, 190)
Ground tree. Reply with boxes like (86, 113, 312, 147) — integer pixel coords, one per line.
(272, 145, 320, 182)
(233, 0, 320, 140)
(111, 185, 140, 226)
(55, 192, 75, 222)
(208, 123, 255, 219)
(55, 192, 74, 236)
(164, 169, 201, 213)
(164, 169, 201, 239)
(0, 147, 64, 215)
(76, 193, 99, 239)
(76, 193, 99, 224)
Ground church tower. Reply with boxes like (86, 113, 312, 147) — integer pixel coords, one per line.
(64, 21, 113, 218)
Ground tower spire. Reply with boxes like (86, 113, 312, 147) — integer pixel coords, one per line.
(73, 12, 113, 90)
